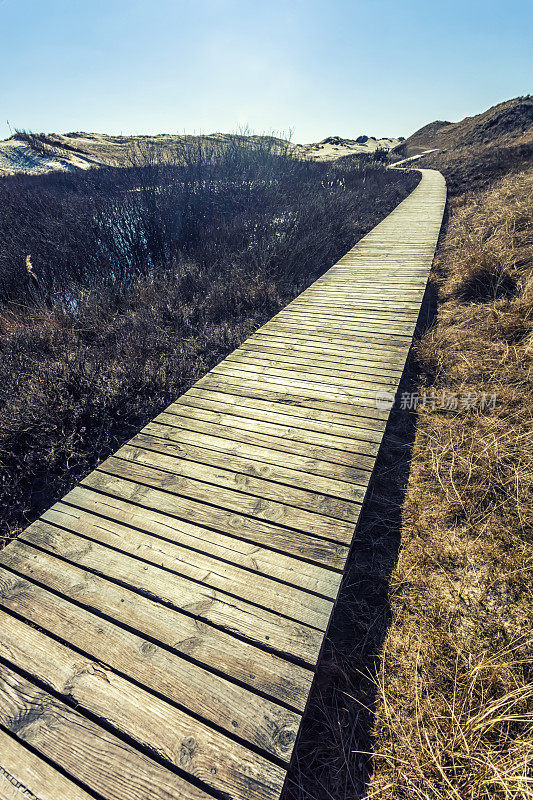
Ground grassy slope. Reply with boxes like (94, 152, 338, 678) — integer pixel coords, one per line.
(368, 167, 533, 796)
(392, 96, 533, 196)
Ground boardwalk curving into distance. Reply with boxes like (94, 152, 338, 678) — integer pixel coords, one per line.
(0, 169, 446, 800)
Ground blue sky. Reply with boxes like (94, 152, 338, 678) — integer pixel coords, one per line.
(0, 0, 530, 142)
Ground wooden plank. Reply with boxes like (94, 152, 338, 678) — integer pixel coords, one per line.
(0, 613, 288, 800)
(173, 394, 384, 444)
(282, 308, 420, 322)
(130, 429, 367, 503)
(82, 468, 351, 567)
(247, 327, 410, 353)
(195, 373, 385, 416)
(112, 441, 359, 521)
(0, 540, 315, 707)
(41, 500, 340, 617)
(286, 296, 423, 305)
(232, 343, 405, 376)
(199, 368, 387, 405)
(258, 322, 413, 345)
(289, 284, 425, 291)
(63, 482, 347, 591)
(0, 729, 94, 800)
(274, 306, 418, 324)
(0, 568, 302, 757)
(221, 355, 402, 385)
(285, 293, 423, 307)
(274, 308, 421, 324)
(92, 457, 356, 547)
(210, 359, 400, 392)
(246, 331, 409, 362)
(188, 377, 391, 424)
(158, 407, 378, 467)
(209, 363, 391, 398)
(141, 420, 374, 490)
(0, 663, 213, 800)
(18, 521, 328, 661)
(275, 312, 420, 328)
(0, 771, 35, 800)
(181, 388, 386, 440)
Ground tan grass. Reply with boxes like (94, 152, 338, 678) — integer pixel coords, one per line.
(368, 169, 533, 798)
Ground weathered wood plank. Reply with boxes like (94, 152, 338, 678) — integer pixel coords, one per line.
(0, 540, 315, 707)
(158, 406, 378, 468)
(141, 420, 374, 490)
(0, 613, 288, 799)
(18, 521, 328, 660)
(195, 374, 385, 416)
(41, 500, 339, 617)
(0, 729, 94, 800)
(258, 322, 413, 345)
(82, 469, 350, 567)
(183, 387, 389, 433)
(170, 395, 384, 444)
(0, 568, 302, 757)
(0, 663, 214, 800)
(212, 358, 400, 391)
(185, 378, 391, 423)
(245, 331, 408, 363)
(113, 441, 360, 521)
(231, 344, 405, 376)
(131, 429, 368, 503)
(63, 483, 347, 591)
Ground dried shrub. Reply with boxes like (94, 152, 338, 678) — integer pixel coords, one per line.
(0, 142, 417, 541)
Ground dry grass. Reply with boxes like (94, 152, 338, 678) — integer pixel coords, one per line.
(368, 168, 533, 799)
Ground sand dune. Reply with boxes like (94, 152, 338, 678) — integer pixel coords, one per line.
(0, 130, 402, 175)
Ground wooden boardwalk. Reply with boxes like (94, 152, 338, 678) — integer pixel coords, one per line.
(0, 169, 446, 800)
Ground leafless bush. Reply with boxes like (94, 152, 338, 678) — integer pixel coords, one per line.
(0, 140, 417, 540)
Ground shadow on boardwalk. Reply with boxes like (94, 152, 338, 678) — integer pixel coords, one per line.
(282, 276, 441, 800)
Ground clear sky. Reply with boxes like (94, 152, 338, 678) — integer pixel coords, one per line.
(0, 0, 531, 143)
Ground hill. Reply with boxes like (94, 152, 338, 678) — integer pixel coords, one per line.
(392, 96, 532, 157)
(391, 96, 533, 194)
(0, 131, 294, 174)
(0, 130, 402, 175)
(298, 135, 402, 160)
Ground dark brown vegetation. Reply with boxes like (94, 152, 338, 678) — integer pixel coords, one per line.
(392, 97, 532, 157)
(0, 139, 417, 542)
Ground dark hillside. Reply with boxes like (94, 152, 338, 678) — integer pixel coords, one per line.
(394, 96, 533, 195)
(393, 96, 532, 156)
(391, 120, 451, 157)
